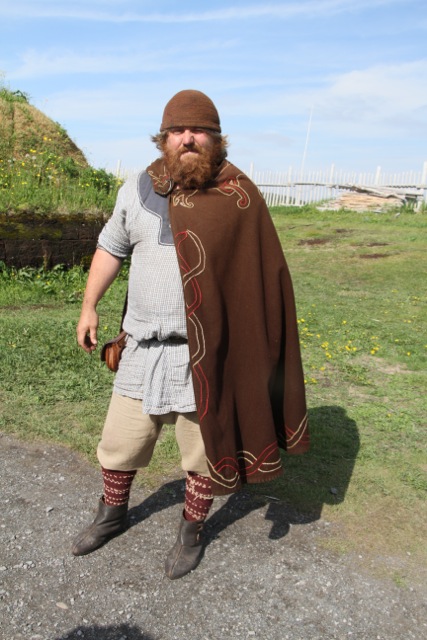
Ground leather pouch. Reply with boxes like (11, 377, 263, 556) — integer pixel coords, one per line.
(100, 330, 127, 372)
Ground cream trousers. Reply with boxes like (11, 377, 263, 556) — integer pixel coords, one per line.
(97, 392, 209, 477)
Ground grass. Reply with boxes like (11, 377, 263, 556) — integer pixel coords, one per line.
(0, 205, 426, 581)
(0, 152, 121, 215)
(0, 84, 121, 215)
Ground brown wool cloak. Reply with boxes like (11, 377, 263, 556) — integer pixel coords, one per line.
(147, 158, 309, 496)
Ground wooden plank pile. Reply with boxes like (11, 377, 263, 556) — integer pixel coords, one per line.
(319, 184, 423, 212)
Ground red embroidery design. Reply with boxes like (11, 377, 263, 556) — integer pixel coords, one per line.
(208, 442, 282, 491)
(216, 175, 251, 209)
(175, 230, 209, 421)
(147, 166, 173, 195)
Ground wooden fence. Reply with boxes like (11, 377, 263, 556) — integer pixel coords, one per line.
(249, 161, 427, 208)
(118, 161, 427, 209)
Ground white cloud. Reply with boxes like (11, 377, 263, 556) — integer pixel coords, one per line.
(219, 60, 427, 135)
(316, 60, 427, 127)
(2, 1, 424, 174)
(8, 39, 237, 80)
(35, 58, 427, 153)
(1, 0, 406, 23)
(37, 86, 163, 124)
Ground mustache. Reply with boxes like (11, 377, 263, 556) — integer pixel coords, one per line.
(178, 142, 203, 156)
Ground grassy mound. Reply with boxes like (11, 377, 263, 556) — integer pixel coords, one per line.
(0, 87, 121, 215)
(0, 87, 88, 166)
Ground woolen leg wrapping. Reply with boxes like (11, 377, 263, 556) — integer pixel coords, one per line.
(184, 471, 213, 521)
(101, 467, 136, 506)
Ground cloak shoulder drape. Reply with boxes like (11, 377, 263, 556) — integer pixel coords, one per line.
(147, 159, 309, 496)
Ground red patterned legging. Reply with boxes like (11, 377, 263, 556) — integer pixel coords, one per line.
(101, 468, 213, 519)
(184, 472, 213, 522)
(102, 467, 136, 506)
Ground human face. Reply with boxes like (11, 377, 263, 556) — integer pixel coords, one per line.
(163, 127, 220, 189)
(165, 127, 214, 157)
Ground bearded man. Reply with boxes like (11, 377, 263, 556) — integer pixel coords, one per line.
(73, 90, 309, 580)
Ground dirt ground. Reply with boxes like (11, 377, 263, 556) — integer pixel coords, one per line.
(1, 431, 426, 640)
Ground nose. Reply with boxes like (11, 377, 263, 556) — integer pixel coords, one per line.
(182, 129, 195, 146)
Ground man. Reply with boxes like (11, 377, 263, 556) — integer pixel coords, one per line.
(73, 89, 309, 580)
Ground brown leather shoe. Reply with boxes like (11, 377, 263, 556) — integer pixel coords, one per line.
(165, 515, 205, 580)
(71, 497, 128, 556)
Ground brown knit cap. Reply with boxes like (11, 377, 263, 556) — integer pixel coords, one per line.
(160, 89, 221, 133)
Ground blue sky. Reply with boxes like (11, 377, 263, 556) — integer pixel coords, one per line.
(1, 0, 426, 176)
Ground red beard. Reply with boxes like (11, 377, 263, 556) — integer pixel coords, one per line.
(163, 140, 223, 190)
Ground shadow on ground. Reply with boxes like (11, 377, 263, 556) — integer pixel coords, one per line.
(127, 405, 359, 543)
(55, 624, 151, 639)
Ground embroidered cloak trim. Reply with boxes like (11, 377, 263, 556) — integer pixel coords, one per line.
(147, 158, 309, 496)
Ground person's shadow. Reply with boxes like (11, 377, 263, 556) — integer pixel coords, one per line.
(55, 624, 150, 640)
(127, 405, 359, 544)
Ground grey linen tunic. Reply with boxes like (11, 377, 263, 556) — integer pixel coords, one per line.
(97, 172, 196, 415)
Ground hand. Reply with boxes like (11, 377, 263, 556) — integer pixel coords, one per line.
(75, 248, 123, 354)
(76, 309, 99, 353)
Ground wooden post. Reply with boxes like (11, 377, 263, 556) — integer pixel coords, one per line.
(329, 163, 335, 202)
(422, 161, 427, 203)
(286, 166, 292, 205)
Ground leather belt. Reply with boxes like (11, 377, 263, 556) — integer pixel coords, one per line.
(164, 336, 188, 344)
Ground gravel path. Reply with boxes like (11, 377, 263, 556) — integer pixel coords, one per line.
(1, 432, 425, 640)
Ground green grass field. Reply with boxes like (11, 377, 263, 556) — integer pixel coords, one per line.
(1, 206, 426, 582)
(1, 85, 121, 215)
